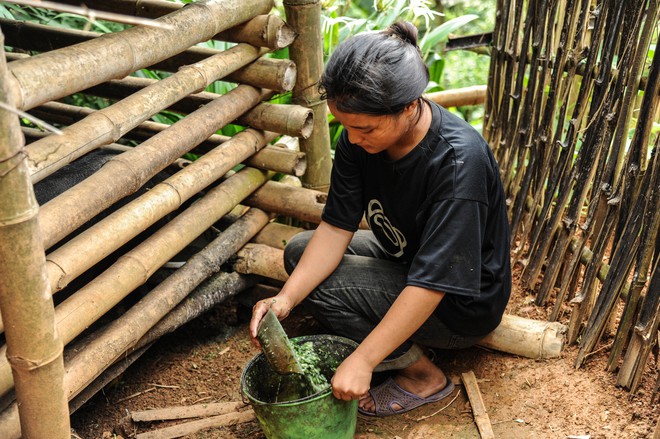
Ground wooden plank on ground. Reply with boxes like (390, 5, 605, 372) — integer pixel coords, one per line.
(461, 371, 495, 439)
(135, 410, 255, 439)
(131, 401, 247, 422)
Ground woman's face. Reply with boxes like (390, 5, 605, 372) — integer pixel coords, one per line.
(328, 101, 418, 158)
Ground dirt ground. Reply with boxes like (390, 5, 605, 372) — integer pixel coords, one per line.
(70, 267, 660, 439)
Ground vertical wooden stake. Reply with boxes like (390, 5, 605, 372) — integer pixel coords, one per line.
(283, 0, 332, 192)
(0, 30, 70, 439)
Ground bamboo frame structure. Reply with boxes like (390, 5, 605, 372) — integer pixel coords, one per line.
(1, 1, 657, 436)
(0, 33, 70, 438)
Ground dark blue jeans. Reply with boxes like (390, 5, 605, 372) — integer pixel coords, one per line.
(284, 230, 485, 370)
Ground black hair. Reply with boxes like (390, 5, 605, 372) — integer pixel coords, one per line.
(319, 21, 430, 116)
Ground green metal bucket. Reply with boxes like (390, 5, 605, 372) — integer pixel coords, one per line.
(241, 334, 358, 439)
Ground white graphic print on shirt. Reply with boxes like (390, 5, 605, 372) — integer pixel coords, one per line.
(367, 199, 407, 257)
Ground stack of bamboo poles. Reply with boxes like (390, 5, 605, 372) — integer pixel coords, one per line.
(0, 0, 341, 436)
(485, 0, 660, 396)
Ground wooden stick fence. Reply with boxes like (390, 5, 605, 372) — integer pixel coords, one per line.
(485, 0, 660, 393)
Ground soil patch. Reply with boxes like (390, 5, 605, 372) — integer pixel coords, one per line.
(70, 272, 659, 438)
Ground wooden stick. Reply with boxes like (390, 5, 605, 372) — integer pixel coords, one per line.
(131, 402, 246, 422)
(461, 371, 495, 439)
(135, 410, 255, 439)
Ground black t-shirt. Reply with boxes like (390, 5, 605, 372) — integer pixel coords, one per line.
(322, 101, 511, 336)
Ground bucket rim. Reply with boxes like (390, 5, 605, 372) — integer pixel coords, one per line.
(240, 334, 358, 406)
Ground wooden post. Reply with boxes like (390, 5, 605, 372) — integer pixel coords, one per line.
(0, 32, 70, 438)
(283, 0, 333, 192)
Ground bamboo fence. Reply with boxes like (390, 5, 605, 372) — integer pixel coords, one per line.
(485, 0, 660, 395)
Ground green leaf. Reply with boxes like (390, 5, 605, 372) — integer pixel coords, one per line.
(420, 14, 479, 56)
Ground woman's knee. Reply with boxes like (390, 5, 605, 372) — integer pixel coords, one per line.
(283, 230, 314, 274)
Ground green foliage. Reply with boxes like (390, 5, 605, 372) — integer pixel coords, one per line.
(318, 0, 485, 145)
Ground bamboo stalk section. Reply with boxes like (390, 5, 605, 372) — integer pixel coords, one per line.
(0, 32, 70, 439)
(43, 129, 275, 296)
(5, 0, 274, 110)
(283, 0, 333, 191)
(63, 208, 270, 402)
(425, 85, 487, 108)
(243, 180, 326, 224)
(233, 243, 289, 282)
(38, 85, 269, 250)
(252, 222, 305, 249)
(55, 0, 294, 50)
(0, 167, 270, 402)
(27, 45, 269, 183)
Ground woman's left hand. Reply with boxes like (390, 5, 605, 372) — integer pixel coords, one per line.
(331, 351, 373, 401)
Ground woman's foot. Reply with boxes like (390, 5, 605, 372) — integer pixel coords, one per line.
(358, 354, 449, 414)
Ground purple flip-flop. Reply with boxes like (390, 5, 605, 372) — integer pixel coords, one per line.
(358, 376, 456, 417)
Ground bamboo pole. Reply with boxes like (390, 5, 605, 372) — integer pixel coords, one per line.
(27, 45, 269, 183)
(0, 33, 70, 438)
(55, 0, 293, 50)
(252, 222, 304, 249)
(25, 119, 304, 177)
(0, 167, 270, 403)
(38, 85, 268, 250)
(5, 0, 274, 110)
(233, 243, 289, 281)
(425, 85, 487, 108)
(75, 70, 302, 130)
(9, 46, 297, 93)
(69, 272, 257, 414)
(283, 0, 332, 191)
(131, 272, 259, 353)
(63, 208, 270, 401)
(43, 129, 275, 296)
(243, 180, 325, 224)
(31, 102, 232, 156)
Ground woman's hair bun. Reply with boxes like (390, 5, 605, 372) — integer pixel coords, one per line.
(386, 21, 420, 48)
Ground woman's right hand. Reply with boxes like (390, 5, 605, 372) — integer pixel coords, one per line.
(249, 295, 294, 348)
